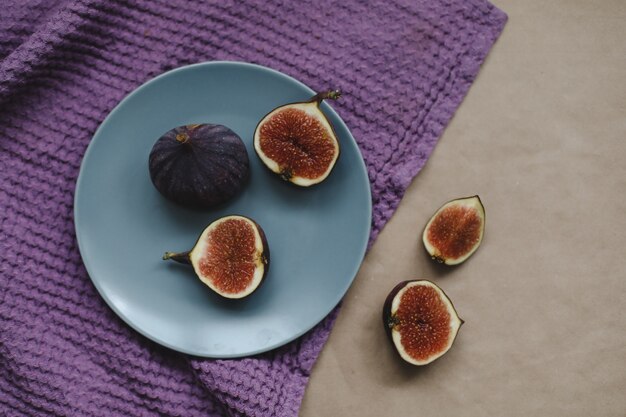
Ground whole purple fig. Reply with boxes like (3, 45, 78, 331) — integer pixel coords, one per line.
(149, 124, 249, 208)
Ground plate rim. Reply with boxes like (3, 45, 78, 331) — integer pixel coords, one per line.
(74, 60, 372, 357)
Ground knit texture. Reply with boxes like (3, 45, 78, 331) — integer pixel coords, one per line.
(0, 1, 506, 416)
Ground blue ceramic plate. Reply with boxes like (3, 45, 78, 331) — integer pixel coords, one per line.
(74, 62, 371, 358)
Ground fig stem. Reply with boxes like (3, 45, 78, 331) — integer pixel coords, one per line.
(310, 90, 341, 105)
(162, 251, 191, 264)
(387, 315, 399, 329)
(175, 133, 190, 144)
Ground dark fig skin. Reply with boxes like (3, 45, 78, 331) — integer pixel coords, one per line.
(163, 215, 270, 299)
(149, 124, 249, 209)
(253, 219, 271, 286)
(382, 280, 464, 364)
(382, 280, 411, 340)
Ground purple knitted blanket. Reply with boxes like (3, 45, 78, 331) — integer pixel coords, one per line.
(0, 1, 506, 415)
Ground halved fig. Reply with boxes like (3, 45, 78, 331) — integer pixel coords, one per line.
(423, 195, 485, 265)
(253, 90, 341, 186)
(163, 215, 269, 299)
(383, 280, 463, 366)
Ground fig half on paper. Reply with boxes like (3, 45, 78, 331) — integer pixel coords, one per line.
(423, 195, 485, 265)
(253, 91, 341, 186)
(383, 280, 463, 366)
(163, 215, 269, 299)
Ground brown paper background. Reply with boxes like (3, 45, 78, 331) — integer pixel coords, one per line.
(300, 0, 626, 415)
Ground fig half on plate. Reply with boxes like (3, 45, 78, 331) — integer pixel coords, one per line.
(163, 215, 269, 299)
(383, 280, 463, 366)
(423, 195, 485, 265)
(253, 90, 341, 186)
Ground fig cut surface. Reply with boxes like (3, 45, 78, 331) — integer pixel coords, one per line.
(383, 280, 463, 366)
(423, 195, 485, 265)
(253, 91, 341, 187)
(163, 215, 269, 299)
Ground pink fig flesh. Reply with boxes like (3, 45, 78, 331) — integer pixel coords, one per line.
(423, 195, 485, 265)
(383, 280, 463, 365)
(164, 215, 269, 299)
